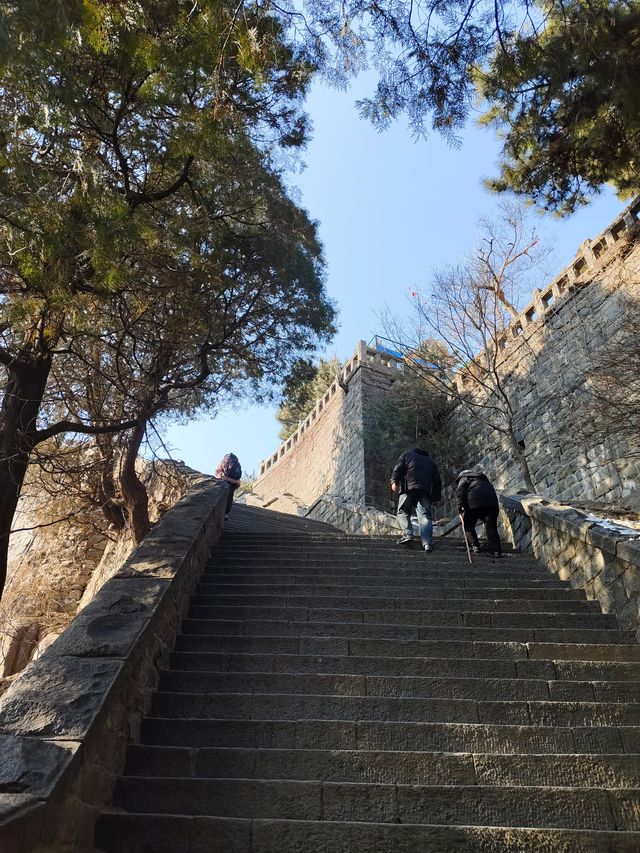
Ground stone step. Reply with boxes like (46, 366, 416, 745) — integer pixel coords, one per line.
(124, 745, 640, 788)
(150, 691, 640, 727)
(169, 650, 556, 679)
(93, 813, 640, 853)
(189, 592, 600, 611)
(200, 572, 560, 587)
(194, 581, 573, 597)
(110, 776, 639, 830)
(180, 618, 630, 645)
(204, 559, 548, 574)
(158, 670, 640, 703)
(211, 540, 514, 552)
(186, 604, 618, 629)
(173, 633, 640, 662)
(140, 717, 631, 753)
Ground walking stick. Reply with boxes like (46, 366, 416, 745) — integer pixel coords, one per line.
(459, 510, 473, 564)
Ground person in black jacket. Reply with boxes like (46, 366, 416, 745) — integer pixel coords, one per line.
(390, 447, 442, 552)
(456, 469, 502, 557)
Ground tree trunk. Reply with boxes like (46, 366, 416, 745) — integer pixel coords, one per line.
(0, 356, 53, 599)
(96, 437, 127, 529)
(118, 419, 150, 545)
(508, 433, 535, 492)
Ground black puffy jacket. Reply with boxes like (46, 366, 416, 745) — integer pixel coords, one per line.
(456, 472, 498, 511)
(391, 448, 442, 500)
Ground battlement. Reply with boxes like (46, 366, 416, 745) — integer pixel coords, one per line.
(499, 195, 640, 348)
(259, 340, 403, 476)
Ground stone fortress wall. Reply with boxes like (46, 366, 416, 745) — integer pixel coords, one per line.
(253, 197, 640, 513)
(453, 197, 640, 507)
(253, 341, 402, 508)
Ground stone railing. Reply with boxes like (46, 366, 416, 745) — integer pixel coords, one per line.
(259, 341, 404, 477)
(0, 475, 227, 852)
(499, 494, 640, 637)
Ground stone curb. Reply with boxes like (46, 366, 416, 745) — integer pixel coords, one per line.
(0, 475, 226, 852)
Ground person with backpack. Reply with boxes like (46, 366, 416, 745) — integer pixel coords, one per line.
(390, 445, 442, 553)
(215, 452, 242, 518)
(456, 469, 502, 557)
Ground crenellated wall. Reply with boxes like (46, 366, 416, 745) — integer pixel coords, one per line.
(449, 208, 640, 506)
(252, 197, 640, 515)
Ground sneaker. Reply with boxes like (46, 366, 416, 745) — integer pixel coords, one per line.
(489, 552, 502, 559)
(424, 544, 434, 553)
(224, 513, 230, 520)
(397, 535, 414, 546)
(471, 544, 480, 553)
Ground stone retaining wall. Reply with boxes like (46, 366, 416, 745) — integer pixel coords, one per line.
(2, 460, 204, 686)
(0, 475, 227, 852)
(500, 494, 640, 637)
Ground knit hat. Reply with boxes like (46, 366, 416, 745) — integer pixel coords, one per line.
(456, 469, 475, 480)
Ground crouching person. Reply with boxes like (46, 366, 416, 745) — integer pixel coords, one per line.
(456, 469, 502, 557)
(215, 452, 242, 519)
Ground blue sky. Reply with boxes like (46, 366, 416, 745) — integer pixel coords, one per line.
(162, 76, 625, 479)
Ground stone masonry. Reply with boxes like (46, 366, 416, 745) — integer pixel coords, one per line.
(95, 503, 640, 851)
(254, 341, 402, 510)
(253, 198, 640, 516)
(1, 461, 206, 690)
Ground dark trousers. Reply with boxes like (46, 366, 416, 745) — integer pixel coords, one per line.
(225, 483, 237, 514)
(463, 507, 502, 555)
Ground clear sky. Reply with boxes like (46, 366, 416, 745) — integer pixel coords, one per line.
(161, 76, 625, 479)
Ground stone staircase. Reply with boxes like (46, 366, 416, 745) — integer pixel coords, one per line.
(96, 504, 640, 851)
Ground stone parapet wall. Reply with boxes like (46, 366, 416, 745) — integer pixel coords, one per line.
(500, 494, 640, 637)
(0, 475, 227, 852)
(305, 493, 462, 540)
(305, 494, 401, 536)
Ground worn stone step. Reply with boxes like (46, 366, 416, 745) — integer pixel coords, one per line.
(180, 618, 630, 645)
(150, 691, 640, 727)
(124, 745, 640, 789)
(168, 650, 556, 679)
(159, 670, 640, 703)
(111, 776, 638, 830)
(187, 604, 616, 629)
(94, 813, 640, 853)
(194, 581, 573, 598)
(205, 559, 548, 573)
(124, 745, 476, 783)
(189, 592, 590, 613)
(174, 633, 640, 662)
(159, 671, 556, 701)
(140, 717, 630, 754)
(202, 567, 555, 582)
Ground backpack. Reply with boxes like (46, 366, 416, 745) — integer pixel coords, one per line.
(222, 454, 242, 480)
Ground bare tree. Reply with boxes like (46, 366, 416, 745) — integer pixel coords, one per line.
(382, 204, 552, 492)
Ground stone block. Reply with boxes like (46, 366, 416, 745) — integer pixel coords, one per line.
(618, 540, 640, 567)
(46, 577, 171, 659)
(0, 734, 79, 801)
(0, 655, 123, 740)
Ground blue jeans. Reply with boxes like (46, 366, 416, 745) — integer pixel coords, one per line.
(397, 492, 433, 546)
